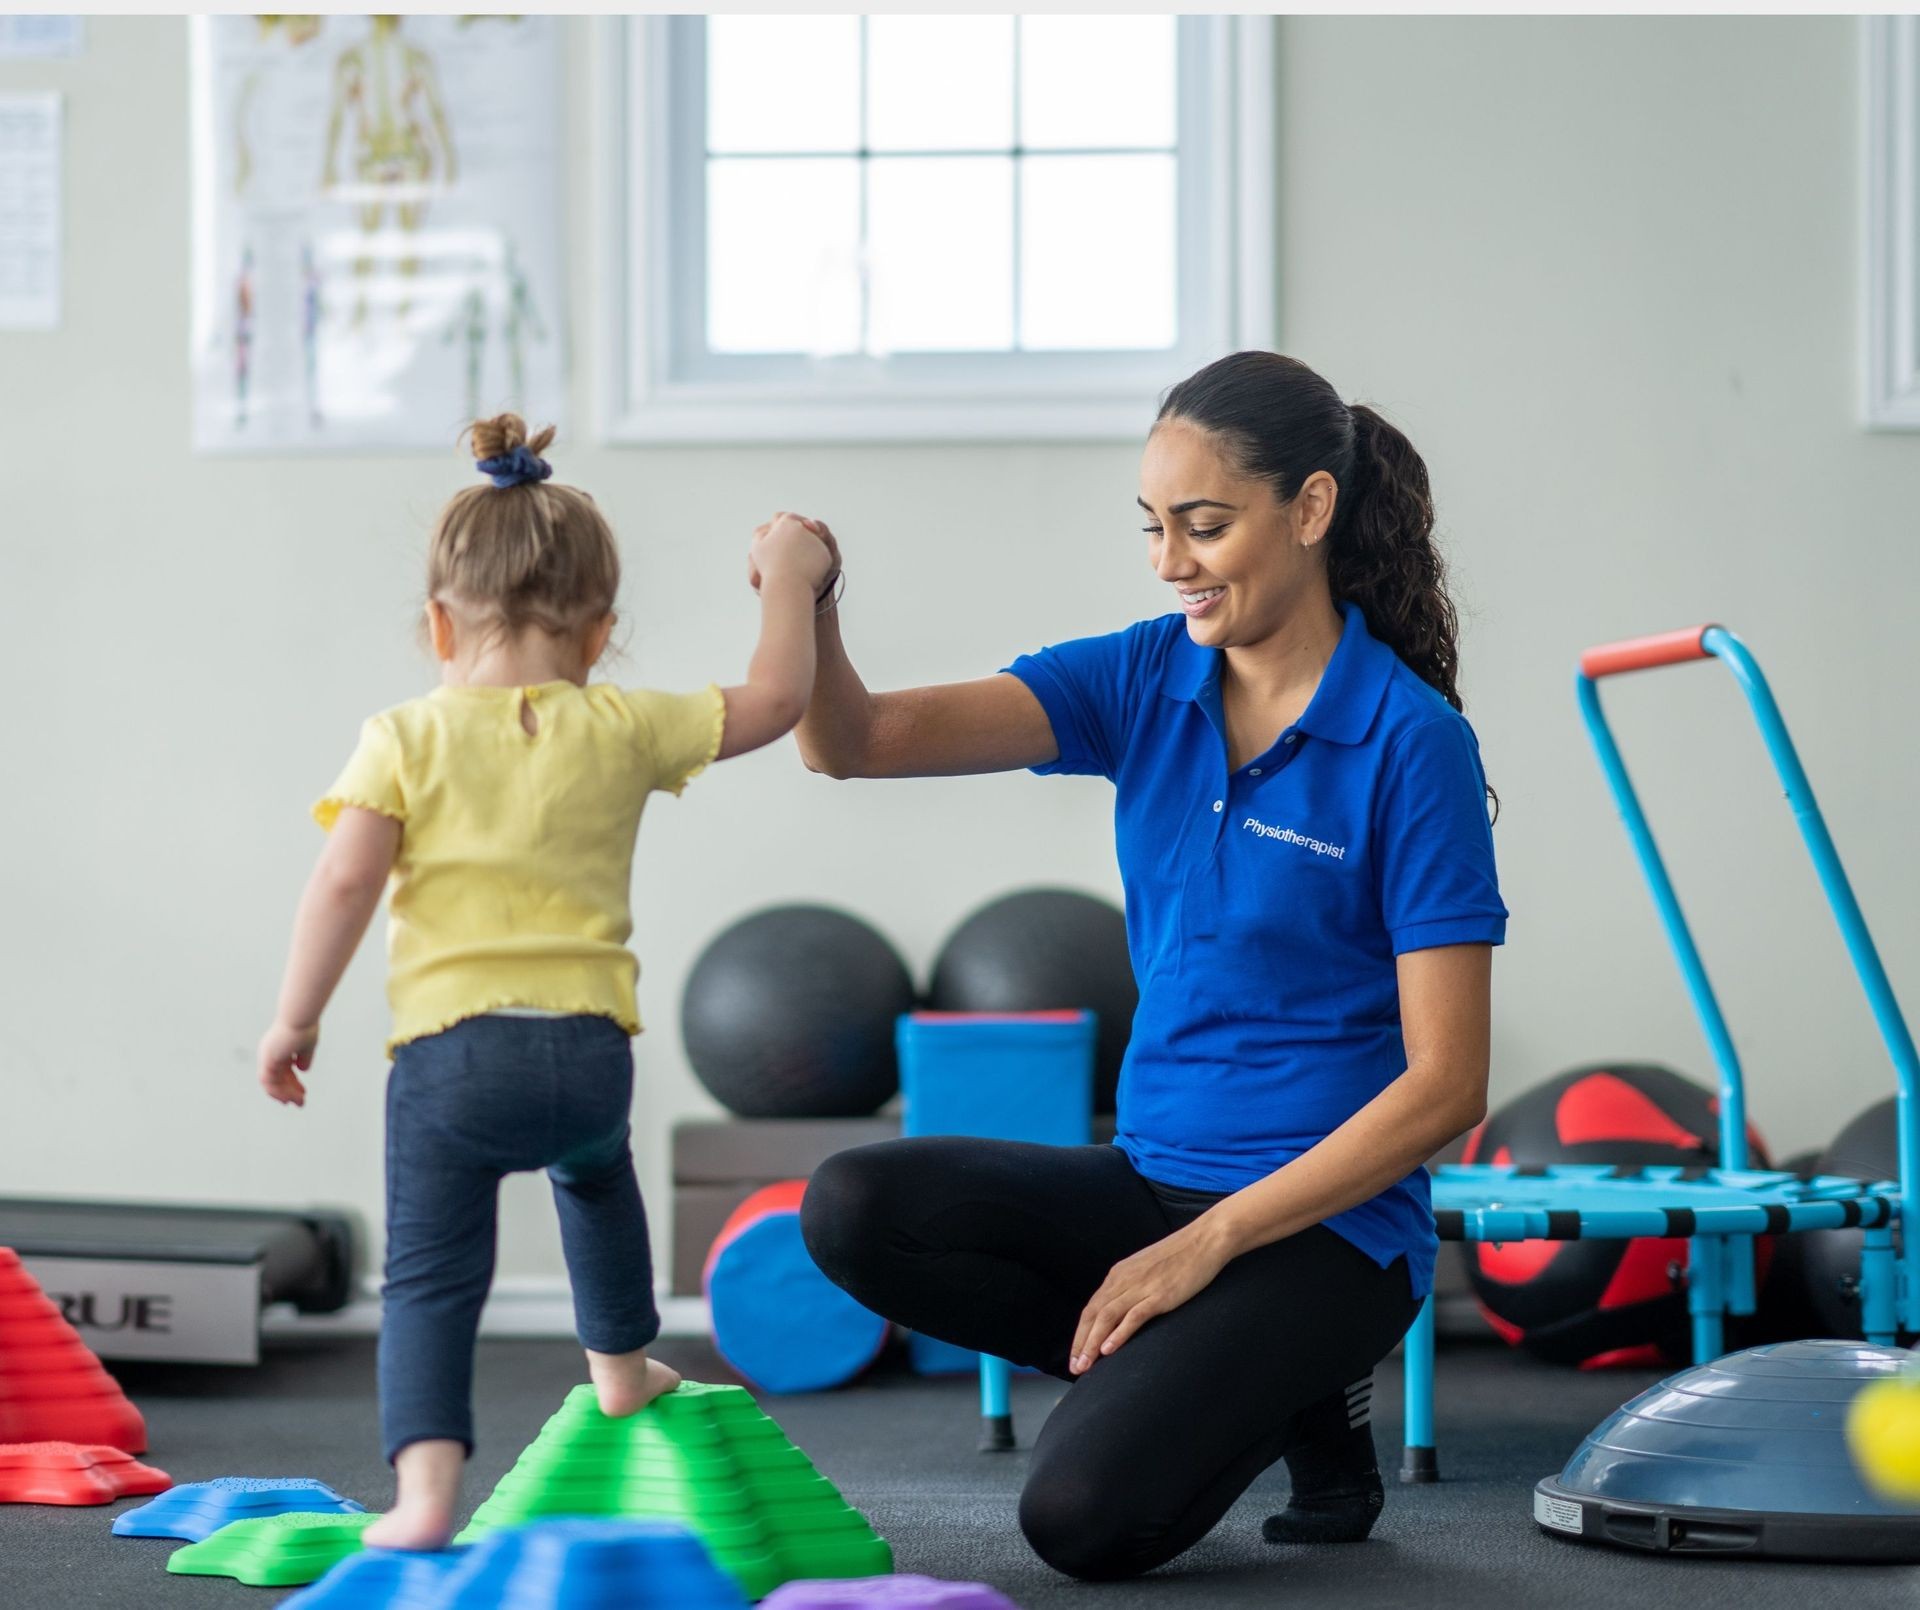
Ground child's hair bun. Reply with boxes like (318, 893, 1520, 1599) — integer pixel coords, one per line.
(469, 413, 557, 464)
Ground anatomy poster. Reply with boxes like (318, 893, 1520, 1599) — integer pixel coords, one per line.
(190, 15, 564, 452)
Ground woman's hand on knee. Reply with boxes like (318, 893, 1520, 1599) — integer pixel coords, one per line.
(1069, 1227, 1229, 1375)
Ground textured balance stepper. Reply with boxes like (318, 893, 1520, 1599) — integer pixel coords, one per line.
(0, 1442, 170, 1505)
(166, 1510, 382, 1586)
(287, 1518, 751, 1609)
(0, 1248, 148, 1452)
(279, 1546, 457, 1609)
(114, 1476, 366, 1541)
(762, 1574, 1022, 1609)
(458, 1382, 892, 1599)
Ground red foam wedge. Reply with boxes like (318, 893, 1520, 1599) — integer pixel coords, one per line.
(0, 1442, 171, 1505)
(0, 1249, 148, 1452)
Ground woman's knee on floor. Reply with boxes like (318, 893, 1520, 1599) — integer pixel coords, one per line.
(1018, 1471, 1165, 1582)
(798, 1143, 910, 1280)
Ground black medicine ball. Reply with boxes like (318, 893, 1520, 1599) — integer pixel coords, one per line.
(928, 888, 1137, 1113)
(681, 905, 915, 1119)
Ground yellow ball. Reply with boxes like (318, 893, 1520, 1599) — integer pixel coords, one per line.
(1847, 1378, 1920, 1501)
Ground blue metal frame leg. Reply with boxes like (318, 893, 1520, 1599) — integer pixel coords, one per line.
(1687, 1235, 1726, 1362)
(1861, 1223, 1898, 1346)
(1400, 1294, 1438, 1482)
(979, 1354, 1015, 1451)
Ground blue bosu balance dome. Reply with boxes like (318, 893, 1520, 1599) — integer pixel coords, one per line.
(1535, 1339, 1920, 1560)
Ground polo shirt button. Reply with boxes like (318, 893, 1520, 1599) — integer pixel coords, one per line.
(1249, 767, 1262, 776)
(1283, 734, 1298, 745)
(1212, 800, 1223, 812)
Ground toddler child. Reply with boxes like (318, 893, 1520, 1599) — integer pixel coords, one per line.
(256, 414, 835, 1549)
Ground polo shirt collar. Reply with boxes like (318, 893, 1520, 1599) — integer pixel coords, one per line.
(1161, 601, 1396, 747)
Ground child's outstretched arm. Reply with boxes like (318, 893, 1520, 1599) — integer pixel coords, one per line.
(717, 512, 834, 760)
(258, 806, 401, 1106)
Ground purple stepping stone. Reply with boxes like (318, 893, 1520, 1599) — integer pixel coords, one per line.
(761, 1576, 1020, 1610)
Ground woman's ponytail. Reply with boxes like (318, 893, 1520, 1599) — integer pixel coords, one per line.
(1332, 403, 1461, 713)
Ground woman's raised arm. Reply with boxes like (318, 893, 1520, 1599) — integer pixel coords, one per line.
(798, 606, 1058, 780)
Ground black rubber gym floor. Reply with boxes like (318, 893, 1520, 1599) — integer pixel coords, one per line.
(3, 1334, 1917, 1609)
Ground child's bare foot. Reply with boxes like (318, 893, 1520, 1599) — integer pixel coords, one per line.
(363, 1437, 463, 1551)
(587, 1347, 681, 1418)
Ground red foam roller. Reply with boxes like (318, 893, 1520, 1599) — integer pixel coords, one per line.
(0, 1442, 171, 1505)
(0, 1249, 148, 1453)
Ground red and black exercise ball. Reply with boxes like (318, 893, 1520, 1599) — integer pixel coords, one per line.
(1462, 1062, 1770, 1367)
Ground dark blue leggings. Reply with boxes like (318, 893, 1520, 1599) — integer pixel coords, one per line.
(380, 1014, 658, 1462)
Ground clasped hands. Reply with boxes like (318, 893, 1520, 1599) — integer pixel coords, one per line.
(748, 512, 840, 600)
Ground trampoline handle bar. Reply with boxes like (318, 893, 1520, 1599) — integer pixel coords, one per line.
(1579, 626, 1715, 680)
(1578, 624, 1920, 1336)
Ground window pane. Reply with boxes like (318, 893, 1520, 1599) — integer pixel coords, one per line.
(1021, 154, 1175, 350)
(709, 17, 860, 154)
(708, 158, 861, 355)
(1020, 17, 1176, 151)
(868, 157, 1013, 353)
(868, 16, 1014, 153)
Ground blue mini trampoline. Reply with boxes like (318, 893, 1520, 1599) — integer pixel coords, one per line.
(1401, 625, 1919, 1482)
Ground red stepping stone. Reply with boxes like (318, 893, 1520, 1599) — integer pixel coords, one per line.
(0, 1248, 147, 1452)
(0, 1442, 171, 1505)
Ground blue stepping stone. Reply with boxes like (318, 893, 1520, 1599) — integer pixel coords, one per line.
(279, 1518, 744, 1610)
(113, 1477, 366, 1542)
(442, 1519, 746, 1609)
(282, 1546, 462, 1609)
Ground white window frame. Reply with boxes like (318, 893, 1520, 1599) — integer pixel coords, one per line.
(1865, 16, 1920, 428)
(598, 14, 1275, 444)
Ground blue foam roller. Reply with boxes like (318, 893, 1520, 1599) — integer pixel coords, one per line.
(112, 1477, 366, 1542)
(707, 1184, 890, 1394)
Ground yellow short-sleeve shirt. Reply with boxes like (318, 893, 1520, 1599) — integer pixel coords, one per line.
(314, 680, 725, 1055)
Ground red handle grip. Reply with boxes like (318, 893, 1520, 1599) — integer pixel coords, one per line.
(1580, 625, 1716, 680)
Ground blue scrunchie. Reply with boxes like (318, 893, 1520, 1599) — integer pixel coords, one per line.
(476, 444, 553, 489)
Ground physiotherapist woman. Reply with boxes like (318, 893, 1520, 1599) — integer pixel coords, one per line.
(793, 350, 1507, 1582)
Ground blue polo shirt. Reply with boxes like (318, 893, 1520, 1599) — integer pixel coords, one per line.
(1006, 602, 1506, 1297)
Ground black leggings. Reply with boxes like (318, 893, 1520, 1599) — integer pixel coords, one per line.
(801, 1137, 1420, 1582)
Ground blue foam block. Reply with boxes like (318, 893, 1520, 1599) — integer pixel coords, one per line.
(709, 1211, 889, 1394)
(112, 1477, 366, 1542)
(897, 1013, 1095, 1147)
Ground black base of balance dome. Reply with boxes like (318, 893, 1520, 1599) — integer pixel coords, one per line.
(1533, 1339, 1920, 1562)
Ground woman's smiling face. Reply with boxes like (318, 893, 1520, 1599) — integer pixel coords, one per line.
(1138, 416, 1339, 648)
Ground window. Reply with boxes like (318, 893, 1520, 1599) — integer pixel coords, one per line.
(1866, 16, 1920, 428)
(603, 14, 1275, 442)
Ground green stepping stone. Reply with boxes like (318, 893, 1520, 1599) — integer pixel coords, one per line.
(166, 1510, 379, 1587)
(460, 1382, 890, 1598)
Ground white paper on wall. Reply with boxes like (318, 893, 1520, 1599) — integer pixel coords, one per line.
(189, 15, 566, 453)
(0, 92, 60, 330)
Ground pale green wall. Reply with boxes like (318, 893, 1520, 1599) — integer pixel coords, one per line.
(2, 17, 1913, 1294)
